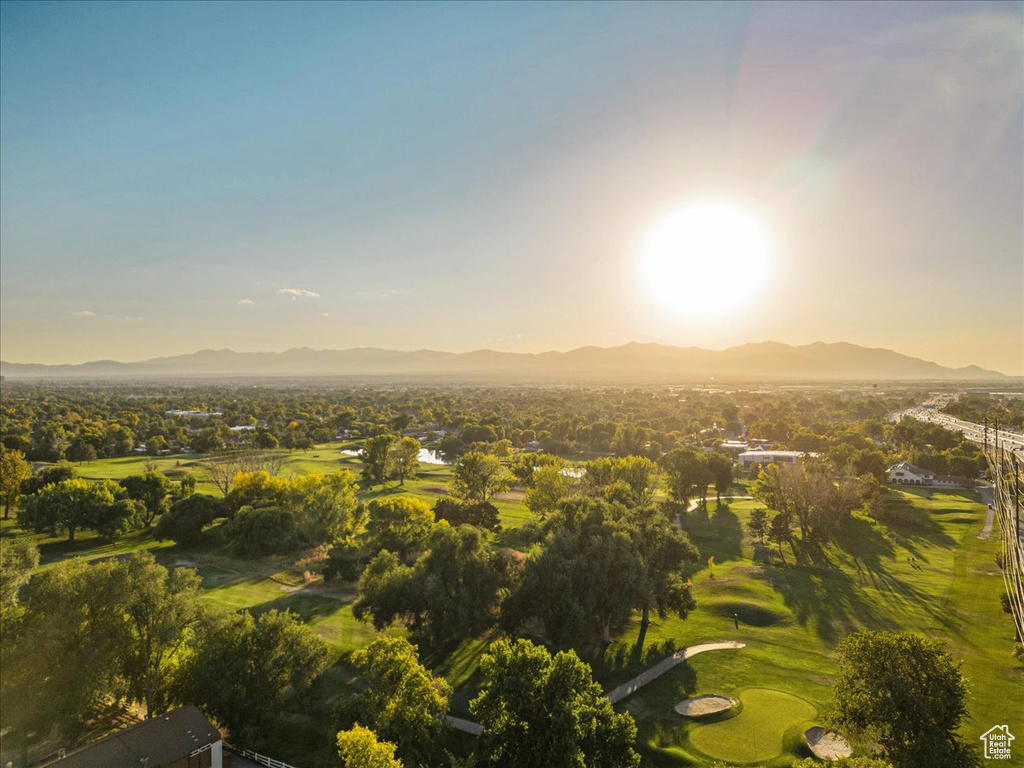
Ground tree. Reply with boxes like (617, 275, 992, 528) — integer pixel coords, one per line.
(292, 471, 362, 543)
(182, 608, 328, 746)
(19, 460, 75, 496)
(154, 494, 228, 546)
(504, 499, 642, 644)
(746, 508, 769, 546)
(628, 506, 699, 657)
(433, 498, 501, 531)
(18, 478, 138, 542)
(828, 631, 974, 768)
(450, 451, 510, 503)
(525, 462, 570, 517)
(146, 435, 170, 455)
(0, 449, 31, 519)
(768, 511, 793, 563)
(610, 424, 649, 457)
(336, 725, 403, 768)
(348, 636, 450, 766)
(202, 449, 287, 496)
(362, 434, 397, 487)
(111, 553, 204, 718)
(223, 502, 298, 557)
(0, 538, 39, 608)
(365, 497, 434, 561)
(470, 638, 640, 768)
(225, 469, 292, 512)
(753, 461, 856, 544)
(255, 430, 279, 450)
(706, 452, 734, 503)
(585, 456, 659, 507)
(354, 525, 515, 646)
(4, 558, 124, 745)
(660, 448, 706, 506)
(391, 436, 421, 486)
(119, 470, 173, 526)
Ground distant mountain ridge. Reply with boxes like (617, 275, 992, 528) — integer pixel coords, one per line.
(0, 342, 1008, 382)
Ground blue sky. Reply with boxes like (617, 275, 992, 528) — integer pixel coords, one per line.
(2, 1, 1021, 372)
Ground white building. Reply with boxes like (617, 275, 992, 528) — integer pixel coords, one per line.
(738, 449, 814, 469)
(887, 461, 962, 488)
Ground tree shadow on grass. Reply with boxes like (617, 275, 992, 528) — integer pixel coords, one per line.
(833, 515, 896, 580)
(247, 591, 349, 624)
(678, 503, 744, 568)
(761, 562, 898, 643)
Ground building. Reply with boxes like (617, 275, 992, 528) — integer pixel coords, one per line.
(738, 449, 813, 469)
(887, 461, 963, 488)
(41, 706, 223, 768)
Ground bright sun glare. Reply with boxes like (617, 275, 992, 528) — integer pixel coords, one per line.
(639, 200, 773, 319)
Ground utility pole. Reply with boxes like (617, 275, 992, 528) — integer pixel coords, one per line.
(1013, 453, 1021, 547)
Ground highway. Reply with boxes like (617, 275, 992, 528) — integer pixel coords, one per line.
(892, 396, 1024, 455)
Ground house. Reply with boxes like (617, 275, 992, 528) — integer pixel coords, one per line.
(738, 449, 814, 469)
(41, 706, 224, 768)
(887, 461, 963, 488)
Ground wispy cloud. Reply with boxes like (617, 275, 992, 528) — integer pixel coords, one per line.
(70, 310, 96, 317)
(319, 312, 330, 317)
(237, 298, 255, 305)
(278, 288, 319, 298)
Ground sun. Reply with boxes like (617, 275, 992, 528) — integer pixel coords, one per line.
(638, 200, 773, 319)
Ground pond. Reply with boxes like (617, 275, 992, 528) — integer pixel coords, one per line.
(339, 447, 448, 465)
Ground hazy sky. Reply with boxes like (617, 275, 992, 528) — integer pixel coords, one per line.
(2, 1, 1022, 373)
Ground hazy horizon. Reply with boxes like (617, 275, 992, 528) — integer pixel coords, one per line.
(2, 2, 1022, 373)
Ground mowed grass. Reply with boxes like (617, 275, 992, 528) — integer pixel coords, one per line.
(687, 687, 816, 764)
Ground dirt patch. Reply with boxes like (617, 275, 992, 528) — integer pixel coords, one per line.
(494, 490, 526, 502)
(420, 486, 448, 495)
(805, 727, 853, 760)
(674, 694, 736, 717)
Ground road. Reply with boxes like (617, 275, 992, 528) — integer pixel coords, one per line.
(891, 397, 1024, 454)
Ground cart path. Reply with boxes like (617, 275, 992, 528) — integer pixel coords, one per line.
(443, 640, 746, 734)
(605, 640, 746, 703)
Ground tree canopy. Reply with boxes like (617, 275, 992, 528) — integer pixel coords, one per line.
(470, 638, 639, 768)
(347, 636, 451, 766)
(828, 630, 974, 768)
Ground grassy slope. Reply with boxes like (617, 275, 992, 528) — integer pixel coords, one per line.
(5, 448, 1021, 766)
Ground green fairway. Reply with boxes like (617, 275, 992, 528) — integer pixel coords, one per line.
(688, 687, 816, 764)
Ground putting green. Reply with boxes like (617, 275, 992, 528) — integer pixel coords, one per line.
(688, 687, 816, 763)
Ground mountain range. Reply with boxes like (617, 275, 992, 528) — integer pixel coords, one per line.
(0, 342, 1009, 382)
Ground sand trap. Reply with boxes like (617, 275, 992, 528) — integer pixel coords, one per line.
(805, 727, 853, 760)
(674, 694, 736, 717)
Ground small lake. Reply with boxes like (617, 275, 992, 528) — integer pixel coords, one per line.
(339, 447, 448, 465)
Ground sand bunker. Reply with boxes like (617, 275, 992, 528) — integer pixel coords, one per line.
(674, 694, 736, 717)
(805, 727, 853, 760)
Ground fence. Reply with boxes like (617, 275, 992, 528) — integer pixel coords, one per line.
(225, 744, 299, 768)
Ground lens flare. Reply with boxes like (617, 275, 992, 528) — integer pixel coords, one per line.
(638, 201, 773, 319)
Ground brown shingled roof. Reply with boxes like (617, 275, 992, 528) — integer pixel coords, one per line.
(41, 705, 220, 768)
